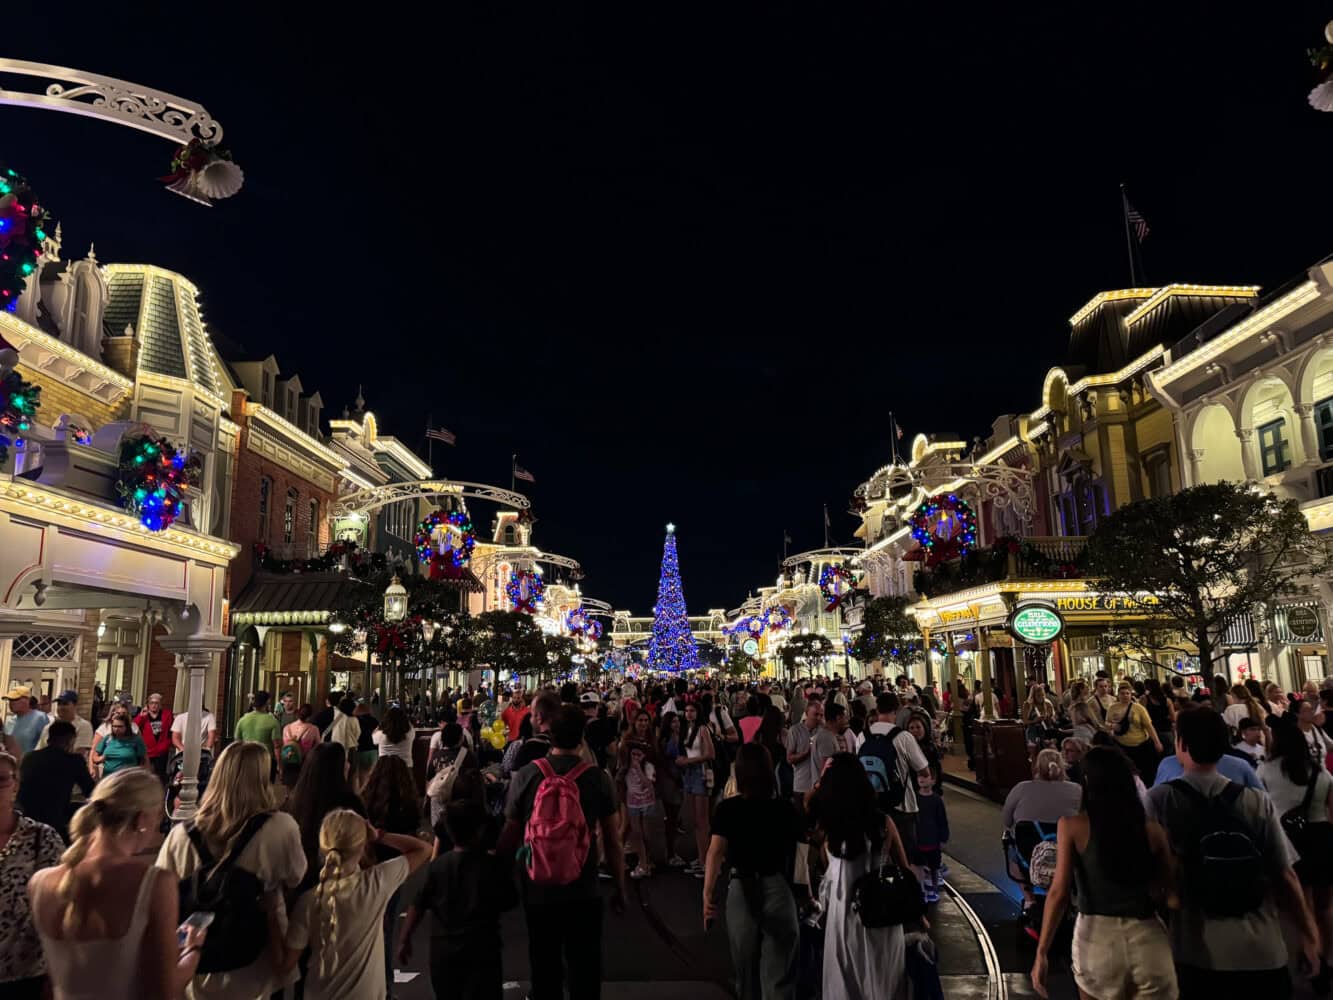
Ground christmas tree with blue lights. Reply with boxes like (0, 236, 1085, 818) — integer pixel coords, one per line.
(648, 524, 699, 672)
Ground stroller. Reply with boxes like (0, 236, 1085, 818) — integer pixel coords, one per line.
(164, 747, 214, 819)
(1003, 820, 1069, 947)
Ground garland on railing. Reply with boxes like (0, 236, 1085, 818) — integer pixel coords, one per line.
(253, 540, 388, 575)
(911, 536, 1087, 598)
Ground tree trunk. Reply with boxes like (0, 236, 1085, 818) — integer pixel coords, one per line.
(1196, 628, 1216, 682)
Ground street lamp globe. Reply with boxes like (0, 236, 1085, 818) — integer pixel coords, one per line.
(384, 573, 408, 622)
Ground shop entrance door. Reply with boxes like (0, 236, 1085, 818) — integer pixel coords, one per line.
(270, 673, 305, 706)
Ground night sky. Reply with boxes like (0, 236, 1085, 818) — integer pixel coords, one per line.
(14, 5, 1333, 614)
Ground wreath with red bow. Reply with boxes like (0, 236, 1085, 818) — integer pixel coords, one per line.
(908, 493, 978, 567)
(819, 564, 857, 611)
(506, 569, 544, 613)
(414, 509, 475, 568)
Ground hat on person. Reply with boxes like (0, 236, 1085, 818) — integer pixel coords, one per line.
(858, 680, 874, 693)
(579, 691, 602, 706)
(55, 689, 79, 704)
(3, 684, 32, 700)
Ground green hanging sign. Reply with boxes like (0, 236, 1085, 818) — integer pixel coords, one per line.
(1008, 604, 1064, 645)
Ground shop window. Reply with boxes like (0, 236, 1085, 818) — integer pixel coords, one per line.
(1057, 479, 1107, 536)
(503, 524, 516, 545)
(1316, 397, 1333, 462)
(1258, 418, 1291, 475)
(284, 488, 298, 543)
(307, 498, 319, 556)
(258, 477, 272, 541)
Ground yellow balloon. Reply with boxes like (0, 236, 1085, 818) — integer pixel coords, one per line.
(489, 730, 507, 749)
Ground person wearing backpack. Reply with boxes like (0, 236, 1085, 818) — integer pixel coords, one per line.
(1146, 706, 1321, 998)
(280, 703, 319, 790)
(1260, 719, 1333, 993)
(499, 703, 626, 1000)
(859, 692, 931, 858)
(156, 740, 307, 1000)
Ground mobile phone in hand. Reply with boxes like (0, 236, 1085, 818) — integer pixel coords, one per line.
(178, 910, 214, 947)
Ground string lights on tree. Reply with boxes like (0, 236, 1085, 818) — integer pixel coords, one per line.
(0, 163, 51, 314)
(648, 523, 700, 672)
(0, 368, 39, 464)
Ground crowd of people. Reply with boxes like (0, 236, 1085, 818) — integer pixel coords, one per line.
(2, 666, 1331, 1000)
(1002, 671, 1333, 998)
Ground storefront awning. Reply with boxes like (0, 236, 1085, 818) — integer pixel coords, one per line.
(231, 572, 361, 626)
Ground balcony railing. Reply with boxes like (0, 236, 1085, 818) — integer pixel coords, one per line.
(913, 535, 1088, 599)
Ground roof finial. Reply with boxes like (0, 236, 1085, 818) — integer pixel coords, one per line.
(354, 385, 365, 413)
(85, 242, 96, 263)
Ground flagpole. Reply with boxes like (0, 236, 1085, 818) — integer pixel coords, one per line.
(511, 454, 516, 493)
(426, 413, 433, 473)
(890, 411, 899, 464)
(823, 504, 830, 549)
(1120, 183, 1138, 286)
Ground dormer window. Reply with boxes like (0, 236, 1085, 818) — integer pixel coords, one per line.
(503, 524, 516, 545)
(261, 371, 272, 407)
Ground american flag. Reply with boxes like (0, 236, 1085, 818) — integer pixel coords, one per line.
(426, 426, 456, 445)
(1126, 201, 1150, 243)
(513, 462, 535, 483)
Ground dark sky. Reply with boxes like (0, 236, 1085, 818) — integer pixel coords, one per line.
(15, 5, 1333, 614)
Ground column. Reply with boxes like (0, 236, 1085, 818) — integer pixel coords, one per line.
(1295, 404, 1320, 466)
(978, 628, 995, 721)
(156, 605, 233, 823)
(941, 631, 956, 703)
(921, 627, 934, 689)
(1189, 449, 1205, 487)
(1236, 428, 1260, 480)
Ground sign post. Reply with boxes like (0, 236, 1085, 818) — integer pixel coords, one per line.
(1007, 602, 1065, 690)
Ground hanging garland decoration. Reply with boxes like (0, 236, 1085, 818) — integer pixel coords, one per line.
(506, 569, 544, 613)
(114, 431, 201, 531)
(0, 368, 39, 464)
(414, 509, 476, 568)
(0, 165, 52, 314)
(907, 493, 978, 568)
(819, 564, 857, 612)
(254, 540, 388, 575)
(159, 139, 245, 204)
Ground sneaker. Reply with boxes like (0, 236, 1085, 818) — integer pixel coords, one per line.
(938, 863, 950, 879)
(923, 888, 940, 904)
(666, 854, 687, 868)
(684, 859, 702, 874)
(630, 865, 652, 880)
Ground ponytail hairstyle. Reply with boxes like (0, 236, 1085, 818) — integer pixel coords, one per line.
(314, 808, 368, 979)
(1033, 747, 1065, 782)
(57, 768, 161, 934)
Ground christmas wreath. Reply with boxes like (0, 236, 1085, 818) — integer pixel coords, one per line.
(0, 368, 39, 464)
(908, 493, 978, 567)
(566, 607, 604, 641)
(0, 165, 52, 313)
(414, 509, 475, 568)
(115, 431, 201, 531)
(819, 563, 858, 611)
(506, 569, 544, 613)
(766, 605, 793, 632)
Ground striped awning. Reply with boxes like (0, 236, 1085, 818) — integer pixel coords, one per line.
(1222, 613, 1257, 649)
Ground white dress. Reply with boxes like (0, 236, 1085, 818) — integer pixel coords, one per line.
(820, 841, 905, 1000)
(32, 864, 156, 1000)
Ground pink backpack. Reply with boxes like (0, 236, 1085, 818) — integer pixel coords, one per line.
(524, 757, 593, 886)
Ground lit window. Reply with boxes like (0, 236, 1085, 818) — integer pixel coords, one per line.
(284, 488, 298, 543)
(1258, 419, 1291, 476)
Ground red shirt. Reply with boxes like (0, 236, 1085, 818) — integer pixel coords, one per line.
(135, 707, 174, 758)
(500, 704, 530, 737)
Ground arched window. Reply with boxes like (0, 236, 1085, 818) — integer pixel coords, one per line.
(503, 524, 516, 545)
(284, 488, 298, 543)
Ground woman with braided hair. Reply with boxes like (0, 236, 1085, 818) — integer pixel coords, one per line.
(28, 767, 206, 999)
(272, 807, 430, 999)
(156, 740, 306, 999)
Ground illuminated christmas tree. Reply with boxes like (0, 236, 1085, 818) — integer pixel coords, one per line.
(648, 524, 699, 672)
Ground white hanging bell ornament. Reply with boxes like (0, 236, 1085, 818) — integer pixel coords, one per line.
(193, 158, 244, 201)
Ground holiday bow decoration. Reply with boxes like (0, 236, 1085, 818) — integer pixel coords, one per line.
(506, 569, 544, 614)
(115, 431, 201, 531)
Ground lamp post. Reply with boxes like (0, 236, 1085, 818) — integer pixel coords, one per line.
(421, 619, 436, 707)
(384, 574, 407, 701)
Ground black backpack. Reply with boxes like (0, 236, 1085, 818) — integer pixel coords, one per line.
(858, 728, 908, 811)
(177, 812, 273, 974)
(1167, 779, 1266, 917)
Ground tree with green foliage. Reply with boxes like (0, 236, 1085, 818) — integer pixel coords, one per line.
(780, 633, 834, 681)
(726, 650, 761, 678)
(847, 595, 924, 670)
(1084, 482, 1326, 676)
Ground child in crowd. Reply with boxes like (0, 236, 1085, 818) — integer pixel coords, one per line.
(911, 773, 950, 904)
(1232, 716, 1267, 766)
(397, 799, 519, 1000)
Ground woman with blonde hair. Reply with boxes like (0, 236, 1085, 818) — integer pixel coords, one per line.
(156, 739, 305, 999)
(271, 807, 430, 999)
(29, 768, 206, 999)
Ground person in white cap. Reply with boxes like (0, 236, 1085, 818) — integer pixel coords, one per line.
(3, 684, 49, 758)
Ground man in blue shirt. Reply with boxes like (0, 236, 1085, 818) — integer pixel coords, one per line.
(1153, 745, 1264, 790)
(3, 685, 49, 758)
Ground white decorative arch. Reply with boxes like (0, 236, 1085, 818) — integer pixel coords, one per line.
(1297, 346, 1333, 406)
(1041, 367, 1070, 414)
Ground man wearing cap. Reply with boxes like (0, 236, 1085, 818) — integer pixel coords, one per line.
(3, 684, 49, 758)
(36, 689, 95, 758)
